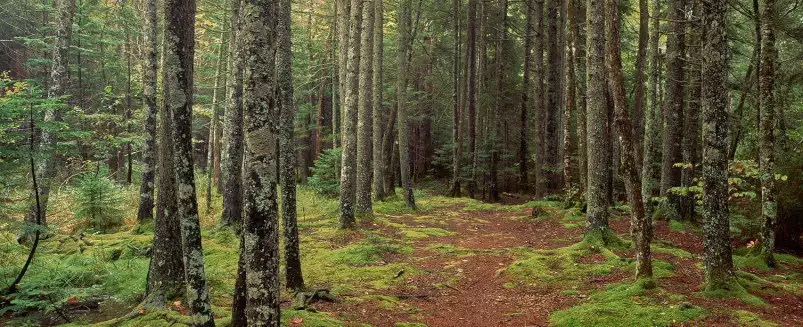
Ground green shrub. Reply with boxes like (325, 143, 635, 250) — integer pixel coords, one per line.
(308, 147, 342, 198)
(72, 171, 125, 231)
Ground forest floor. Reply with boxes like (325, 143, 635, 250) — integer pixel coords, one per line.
(2, 187, 803, 326)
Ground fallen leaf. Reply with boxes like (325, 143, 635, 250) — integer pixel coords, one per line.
(289, 317, 303, 324)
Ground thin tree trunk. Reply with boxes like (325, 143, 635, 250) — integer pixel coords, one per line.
(240, 0, 280, 324)
(660, 0, 686, 219)
(137, 0, 158, 223)
(221, 0, 245, 228)
(335, 0, 350, 148)
(338, 0, 363, 227)
(449, 0, 462, 197)
(757, 0, 777, 267)
(545, 0, 561, 193)
(641, 0, 661, 221)
(372, 0, 386, 201)
(563, 0, 576, 189)
(533, 0, 546, 197)
(606, 0, 653, 280)
(681, 2, 701, 220)
(466, 0, 477, 198)
(489, 0, 507, 202)
(382, 94, 397, 197)
(701, 0, 735, 290)
(206, 30, 228, 215)
(573, 0, 587, 193)
(518, 0, 533, 193)
(397, 0, 416, 209)
(356, 0, 375, 215)
(632, 0, 649, 166)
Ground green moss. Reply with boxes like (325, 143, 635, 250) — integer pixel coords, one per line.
(668, 220, 685, 232)
(651, 242, 694, 259)
(502, 242, 631, 287)
(732, 310, 778, 327)
(424, 243, 474, 258)
(700, 274, 766, 307)
(549, 283, 705, 327)
(401, 227, 455, 239)
(281, 309, 370, 327)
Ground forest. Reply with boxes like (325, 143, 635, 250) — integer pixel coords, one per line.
(1, 0, 803, 325)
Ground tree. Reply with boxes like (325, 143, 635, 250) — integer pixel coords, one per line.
(757, 0, 777, 267)
(680, 1, 702, 220)
(660, 0, 686, 219)
(606, 0, 653, 281)
(449, 0, 462, 197)
(335, 0, 351, 148)
(163, 0, 215, 323)
(700, 0, 735, 290)
(563, 0, 576, 188)
(545, 0, 562, 193)
(277, 0, 304, 291)
(221, 0, 245, 229)
(206, 30, 228, 215)
(489, 0, 507, 202)
(338, 0, 362, 228)
(641, 0, 661, 220)
(533, 0, 546, 196)
(572, 0, 588, 192)
(240, 0, 281, 323)
(397, 0, 416, 209)
(356, 0, 375, 215)
(518, 0, 533, 192)
(632, 0, 649, 165)
(372, 0, 386, 201)
(136, 0, 158, 224)
(466, 0, 477, 198)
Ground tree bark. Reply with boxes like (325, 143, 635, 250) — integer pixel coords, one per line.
(137, 0, 158, 223)
(701, 0, 735, 290)
(164, 0, 215, 323)
(206, 30, 228, 215)
(466, 0, 478, 198)
(356, 0, 375, 215)
(680, 2, 701, 220)
(397, 0, 416, 209)
(335, 0, 350, 148)
(632, 0, 649, 166)
(518, 0, 533, 193)
(573, 0, 588, 193)
(338, 0, 363, 228)
(563, 0, 576, 189)
(545, 0, 562, 192)
(449, 0, 462, 197)
(606, 0, 652, 280)
(240, 0, 281, 324)
(533, 0, 546, 197)
(660, 0, 686, 219)
(757, 0, 777, 267)
(221, 0, 245, 228)
(277, 0, 304, 291)
(489, 0, 507, 202)
(641, 0, 661, 221)
(372, 0, 386, 201)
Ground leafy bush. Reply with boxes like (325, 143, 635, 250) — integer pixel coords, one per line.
(72, 170, 124, 231)
(308, 147, 342, 198)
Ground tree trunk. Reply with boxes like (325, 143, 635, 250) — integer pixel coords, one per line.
(518, 0, 533, 193)
(206, 30, 228, 215)
(680, 3, 701, 220)
(641, 0, 661, 221)
(277, 0, 304, 291)
(397, 0, 416, 209)
(533, 0, 546, 197)
(466, 0, 477, 198)
(563, 0, 576, 189)
(449, 0, 462, 197)
(356, 0, 375, 215)
(606, 0, 653, 280)
(573, 0, 587, 193)
(335, 0, 350, 148)
(545, 0, 561, 192)
(339, 0, 362, 227)
(240, 0, 281, 324)
(489, 0, 507, 202)
(701, 0, 735, 290)
(372, 0, 386, 201)
(660, 0, 686, 219)
(757, 0, 777, 267)
(137, 0, 158, 223)
(632, 0, 649, 166)
(584, 0, 613, 243)
(382, 93, 397, 197)
(221, 0, 245, 228)
(164, 0, 215, 324)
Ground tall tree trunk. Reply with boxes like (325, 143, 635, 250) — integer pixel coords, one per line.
(489, 0, 507, 202)
(206, 30, 228, 215)
(641, 0, 661, 221)
(372, 0, 386, 201)
(660, 0, 686, 219)
(137, 0, 158, 223)
(632, 0, 649, 166)
(338, 0, 362, 228)
(335, 0, 350, 148)
(519, 0, 533, 193)
(164, 0, 215, 324)
(277, 0, 304, 291)
(356, 0, 375, 215)
(23, 0, 76, 240)
(449, 0, 462, 197)
(240, 0, 280, 324)
(573, 0, 588, 193)
(382, 93, 398, 196)
(681, 3, 701, 220)
(563, 0, 576, 189)
(545, 0, 561, 192)
(701, 0, 735, 290)
(584, 0, 614, 243)
(466, 0, 478, 198)
(757, 0, 777, 267)
(221, 0, 245, 228)
(533, 0, 546, 197)
(606, 0, 653, 280)
(397, 0, 416, 209)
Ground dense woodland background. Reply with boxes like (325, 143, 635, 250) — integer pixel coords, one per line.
(1, 0, 803, 325)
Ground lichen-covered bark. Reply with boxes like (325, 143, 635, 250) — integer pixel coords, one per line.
(356, 0, 375, 215)
(606, 0, 652, 280)
(545, 0, 562, 192)
(563, 0, 576, 189)
(533, 0, 546, 197)
(163, 0, 215, 324)
(335, 0, 350, 148)
(206, 30, 228, 215)
(701, 0, 735, 290)
(641, 0, 661, 221)
(24, 0, 75, 237)
(681, 4, 701, 220)
(241, 0, 281, 324)
(221, 0, 245, 228)
(584, 0, 612, 239)
(449, 0, 462, 197)
(466, 0, 477, 198)
(372, 0, 386, 201)
(338, 0, 363, 228)
(276, 0, 304, 291)
(137, 0, 158, 223)
(660, 0, 686, 219)
(231, 231, 247, 326)
(397, 0, 416, 209)
(757, 0, 777, 267)
(518, 0, 533, 193)
(572, 0, 587, 193)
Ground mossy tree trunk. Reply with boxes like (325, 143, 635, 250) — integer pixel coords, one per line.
(563, 0, 576, 189)
(240, 0, 281, 324)
(606, 0, 653, 280)
(163, 0, 215, 324)
(397, 0, 416, 209)
(335, 0, 350, 148)
(338, 0, 362, 228)
(573, 0, 587, 193)
(221, 0, 245, 229)
(356, 0, 375, 216)
(372, 0, 386, 201)
(641, 0, 661, 221)
(701, 0, 735, 290)
(757, 0, 777, 267)
(137, 0, 157, 223)
(660, 0, 686, 220)
(277, 0, 304, 291)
